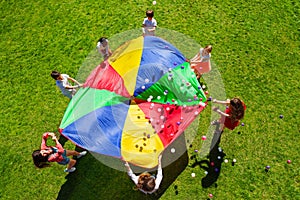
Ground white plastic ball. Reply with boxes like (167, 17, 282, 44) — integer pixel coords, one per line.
(171, 148, 175, 153)
(191, 173, 196, 178)
(152, 1, 156, 5)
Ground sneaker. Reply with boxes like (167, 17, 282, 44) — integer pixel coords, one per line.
(77, 151, 87, 159)
(64, 167, 76, 173)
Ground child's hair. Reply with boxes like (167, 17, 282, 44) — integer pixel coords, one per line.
(146, 10, 154, 18)
(51, 70, 61, 80)
(229, 98, 245, 121)
(98, 37, 108, 44)
(205, 45, 213, 53)
(136, 173, 156, 192)
(32, 150, 50, 168)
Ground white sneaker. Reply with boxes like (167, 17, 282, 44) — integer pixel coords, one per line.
(77, 151, 87, 159)
(64, 167, 76, 173)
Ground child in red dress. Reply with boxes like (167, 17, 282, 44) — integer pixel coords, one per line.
(212, 97, 246, 131)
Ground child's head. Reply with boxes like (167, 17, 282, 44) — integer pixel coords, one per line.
(229, 98, 245, 120)
(51, 70, 61, 80)
(98, 37, 108, 46)
(204, 45, 213, 53)
(146, 10, 154, 19)
(32, 150, 50, 168)
(137, 173, 156, 192)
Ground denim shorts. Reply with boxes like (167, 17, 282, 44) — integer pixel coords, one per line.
(57, 150, 70, 165)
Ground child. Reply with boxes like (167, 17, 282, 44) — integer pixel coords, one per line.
(212, 97, 246, 131)
(125, 154, 163, 194)
(51, 70, 82, 99)
(32, 132, 87, 173)
(190, 45, 213, 78)
(96, 37, 112, 60)
(142, 10, 157, 36)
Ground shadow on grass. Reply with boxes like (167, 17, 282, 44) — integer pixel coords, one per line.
(57, 133, 189, 200)
(190, 125, 226, 188)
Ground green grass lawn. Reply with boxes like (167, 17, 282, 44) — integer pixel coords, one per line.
(1, 0, 299, 199)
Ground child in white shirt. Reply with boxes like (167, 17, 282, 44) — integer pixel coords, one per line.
(142, 10, 157, 36)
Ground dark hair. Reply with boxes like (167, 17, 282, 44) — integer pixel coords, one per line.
(137, 173, 156, 192)
(51, 70, 61, 80)
(32, 150, 49, 168)
(229, 98, 245, 121)
(98, 37, 108, 44)
(146, 10, 154, 18)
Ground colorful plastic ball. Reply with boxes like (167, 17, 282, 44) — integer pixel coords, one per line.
(217, 156, 221, 160)
(241, 122, 245, 126)
(233, 159, 237, 163)
(191, 173, 195, 178)
(287, 160, 291, 164)
(201, 136, 207, 141)
(209, 193, 213, 198)
(208, 96, 212, 101)
(194, 149, 198, 153)
(210, 162, 215, 167)
(141, 85, 146, 90)
(279, 115, 284, 119)
(145, 78, 149, 83)
(214, 168, 219, 172)
(181, 65, 185, 69)
(152, 1, 156, 5)
(205, 91, 209, 95)
(204, 171, 208, 175)
(171, 148, 176, 153)
(224, 159, 229, 163)
(176, 121, 181, 125)
(266, 165, 271, 170)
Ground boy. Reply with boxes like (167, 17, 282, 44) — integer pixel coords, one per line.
(96, 37, 112, 60)
(51, 70, 82, 99)
(142, 10, 157, 36)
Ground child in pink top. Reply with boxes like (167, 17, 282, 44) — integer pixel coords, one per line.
(32, 132, 87, 173)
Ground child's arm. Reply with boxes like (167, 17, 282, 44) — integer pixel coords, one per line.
(213, 99, 230, 105)
(213, 107, 230, 117)
(41, 132, 54, 149)
(66, 77, 82, 89)
(125, 162, 138, 185)
(155, 154, 163, 190)
(52, 135, 64, 154)
(68, 77, 81, 85)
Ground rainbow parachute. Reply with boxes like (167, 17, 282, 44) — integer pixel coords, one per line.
(59, 36, 207, 168)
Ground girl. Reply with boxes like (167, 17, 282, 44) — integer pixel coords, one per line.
(190, 45, 213, 78)
(32, 132, 87, 173)
(212, 97, 246, 131)
(125, 154, 163, 194)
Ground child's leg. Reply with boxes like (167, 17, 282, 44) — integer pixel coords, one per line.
(67, 158, 77, 170)
(66, 150, 80, 157)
